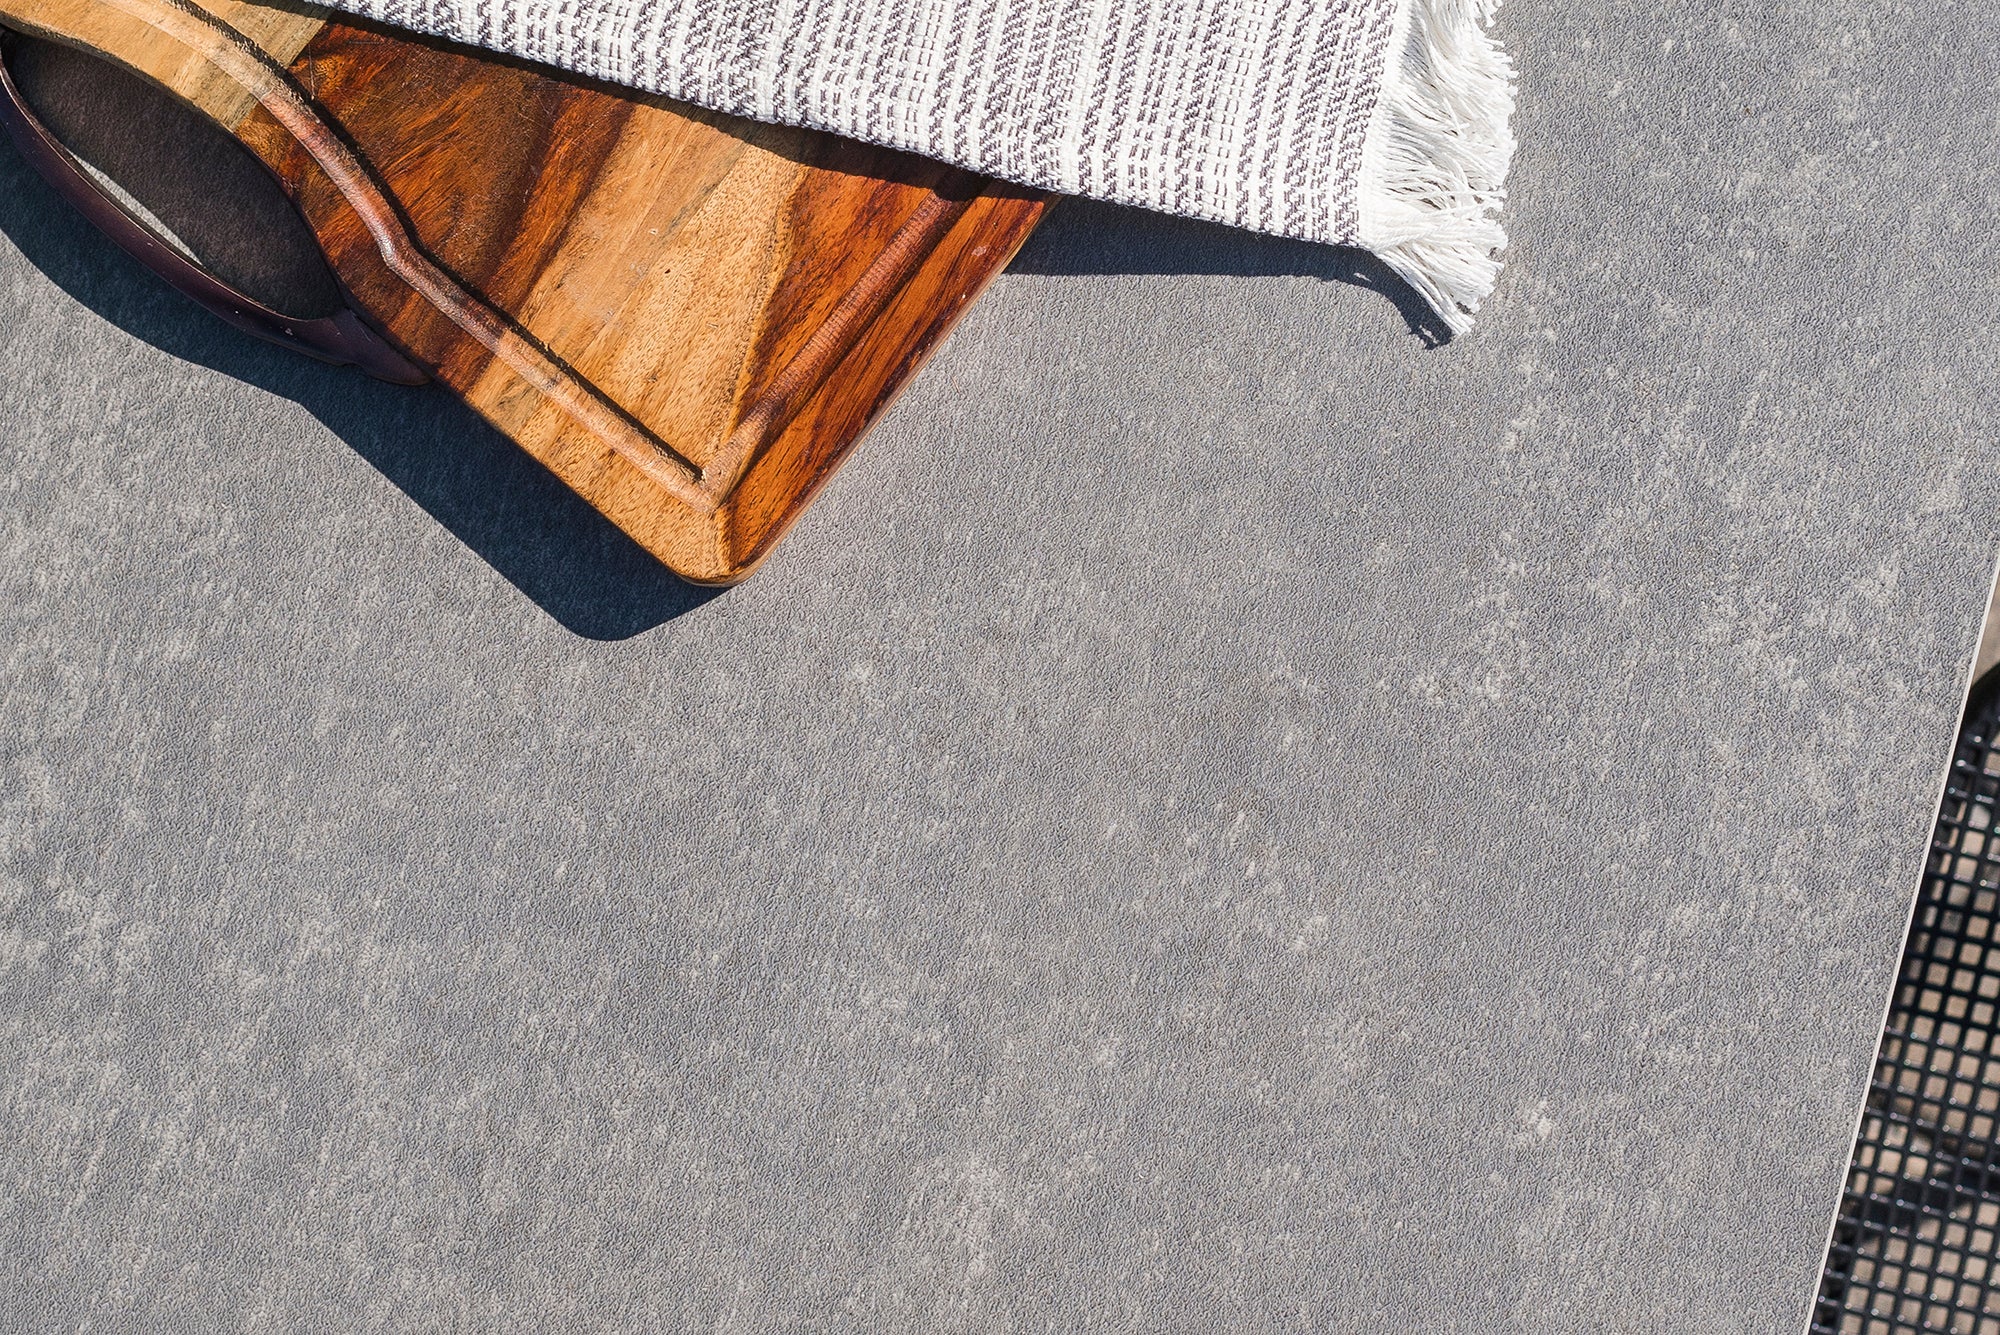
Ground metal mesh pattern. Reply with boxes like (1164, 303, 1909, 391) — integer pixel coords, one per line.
(1818, 673, 2000, 1334)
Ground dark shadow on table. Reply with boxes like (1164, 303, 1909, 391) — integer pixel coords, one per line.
(0, 144, 719, 641)
(1011, 198, 1455, 348)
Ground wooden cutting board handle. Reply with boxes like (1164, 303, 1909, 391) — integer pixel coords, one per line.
(0, 0, 1049, 582)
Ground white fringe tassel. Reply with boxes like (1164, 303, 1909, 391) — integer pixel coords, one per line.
(1356, 0, 1516, 335)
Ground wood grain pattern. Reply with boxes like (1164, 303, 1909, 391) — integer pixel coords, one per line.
(0, 0, 1048, 581)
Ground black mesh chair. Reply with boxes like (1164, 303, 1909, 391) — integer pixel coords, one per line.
(1819, 668, 2000, 1334)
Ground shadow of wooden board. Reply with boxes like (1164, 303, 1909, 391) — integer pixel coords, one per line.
(0, 0, 1049, 582)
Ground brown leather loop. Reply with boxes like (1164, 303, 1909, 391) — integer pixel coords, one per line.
(0, 28, 428, 384)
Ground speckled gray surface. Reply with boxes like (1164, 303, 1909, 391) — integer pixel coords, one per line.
(2, 2, 1998, 1331)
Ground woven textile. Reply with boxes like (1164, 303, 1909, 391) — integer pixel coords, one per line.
(327, 0, 1515, 330)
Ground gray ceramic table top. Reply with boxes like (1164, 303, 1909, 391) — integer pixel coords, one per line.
(2, 1, 1998, 1330)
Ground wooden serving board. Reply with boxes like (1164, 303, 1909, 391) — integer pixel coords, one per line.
(0, 0, 1048, 582)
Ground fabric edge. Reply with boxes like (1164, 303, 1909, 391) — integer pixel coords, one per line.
(1355, 0, 1517, 335)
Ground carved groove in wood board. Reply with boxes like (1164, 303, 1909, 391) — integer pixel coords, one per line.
(82, 0, 723, 504)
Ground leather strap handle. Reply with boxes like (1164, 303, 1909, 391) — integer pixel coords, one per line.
(0, 29, 427, 385)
